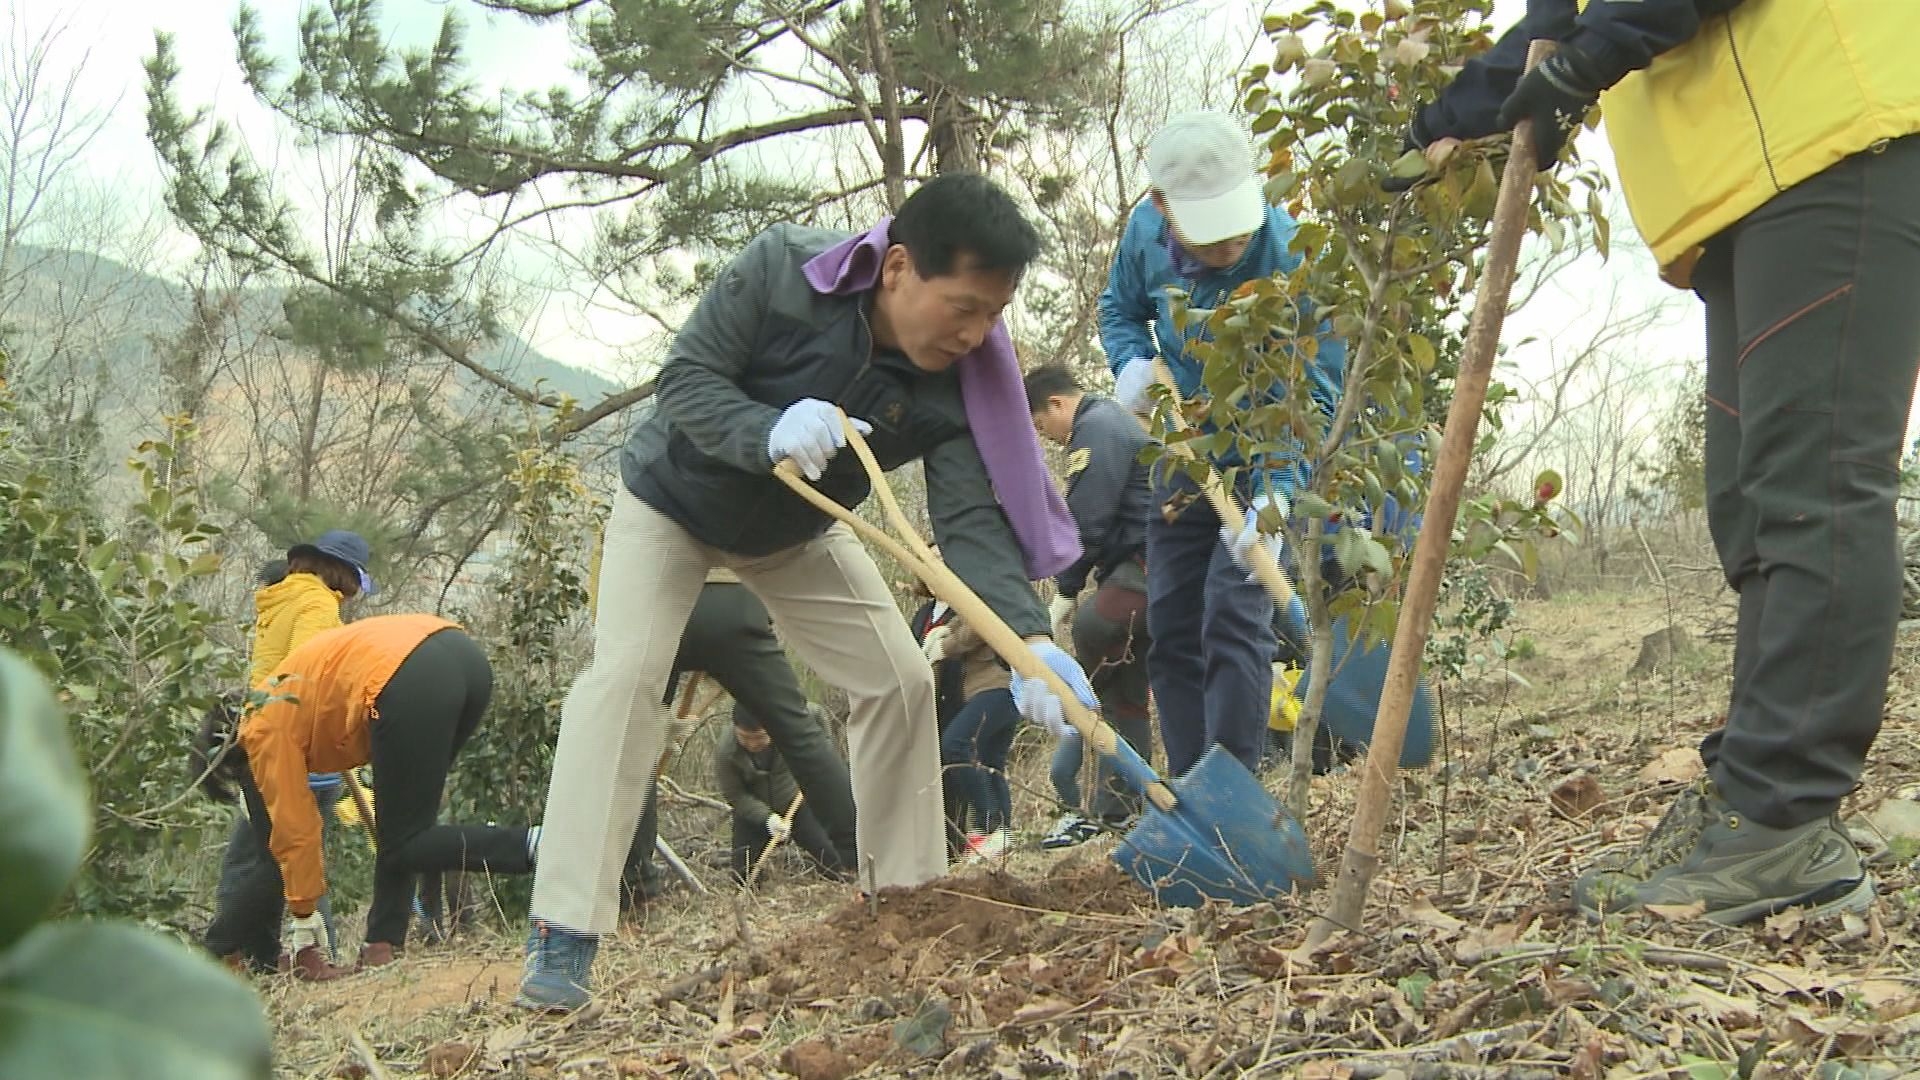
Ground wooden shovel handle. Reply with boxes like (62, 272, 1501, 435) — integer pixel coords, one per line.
(1148, 359, 1300, 607)
(744, 790, 805, 891)
(773, 416, 1179, 813)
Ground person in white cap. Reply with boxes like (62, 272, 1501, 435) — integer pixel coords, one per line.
(1097, 110, 1348, 778)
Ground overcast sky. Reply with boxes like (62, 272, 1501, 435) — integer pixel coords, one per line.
(14, 0, 1706, 439)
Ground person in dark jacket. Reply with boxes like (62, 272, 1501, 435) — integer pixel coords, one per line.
(521, 173, 1099, 1011)
(714, 708, 842, 885)
(1392, 0, 1913, 924)
(1024, 365, 1155, 848)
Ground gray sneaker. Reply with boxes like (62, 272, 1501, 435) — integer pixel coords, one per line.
(1574, 786, 1874, 925)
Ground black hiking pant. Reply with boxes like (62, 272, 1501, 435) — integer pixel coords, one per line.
(1696, 135, 1920, 829)
(728, 804, 838, 885)
(621, 582, 855, 904)
(226, 629, 534, 953)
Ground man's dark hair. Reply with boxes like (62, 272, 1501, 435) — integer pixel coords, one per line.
(1023, 364, 1082, 414)
(892, 173, 1042, 278)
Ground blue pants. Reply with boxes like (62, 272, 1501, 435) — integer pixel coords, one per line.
(939, 688, 1018, 835)
(1147, 468, 1277, 776)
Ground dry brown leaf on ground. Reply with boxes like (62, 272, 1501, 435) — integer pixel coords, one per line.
(1639, 747, 1705, 784)
(423, 1041, 479, 1078)
(1741, 963, 1835, 997)
(1681, 982, 1762, 1028)
(1455, 914, 1540, 963)
(1406, 891, 1467, 936)
(1777, 1009, 1888, 1056)
(1552, 774, 1606, 819)
(1010, 995, 1074, 1024)
(1644, 900, 1708, 922)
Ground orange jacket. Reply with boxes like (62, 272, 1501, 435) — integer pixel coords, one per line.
(239, 613, 458, 913)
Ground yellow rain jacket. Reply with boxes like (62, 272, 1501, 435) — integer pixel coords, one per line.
(1595, 0, 1920, 284)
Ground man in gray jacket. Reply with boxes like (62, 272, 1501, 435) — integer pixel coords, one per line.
(1025, 365, 1155, 848)
(520, 174, 1097, 1011)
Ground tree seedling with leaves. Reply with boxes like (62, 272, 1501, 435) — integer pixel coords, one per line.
(1143, 0, 1588, 820)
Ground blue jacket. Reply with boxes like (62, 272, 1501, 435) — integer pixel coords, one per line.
(1098, 200, 1347, 496)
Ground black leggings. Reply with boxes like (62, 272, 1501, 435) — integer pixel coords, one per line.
(233, 629, 533, 950)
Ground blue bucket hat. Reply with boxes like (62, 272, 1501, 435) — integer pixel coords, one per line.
(288, 529, 377, 595)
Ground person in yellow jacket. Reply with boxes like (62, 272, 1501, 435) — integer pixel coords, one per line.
(1396, 0, 1918, 925)
(203, 532, 375, 974)
(198, 615, 537, 980)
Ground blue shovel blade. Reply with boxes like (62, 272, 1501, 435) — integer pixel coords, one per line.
(1110, 744, 1316, 908)
(1287, 611, 1437, 769)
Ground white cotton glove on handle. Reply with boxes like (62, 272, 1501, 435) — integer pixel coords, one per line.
(1011, 641, 1099, 741)
(767, 398, 873, 481)
(921, 625, 953, 665)
(1114, 358, 1157, 415)
(1222, 491, 1288, 580)
(1048, 594, 1076, 639)
(764, 813, 792, 842)
(284, 912, 327, 955)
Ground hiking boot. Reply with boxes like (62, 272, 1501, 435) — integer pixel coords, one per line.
(288, 945, 351, 982)
(1574, 786, 1874, 925)
(1590, 776, 1713, 880)
(515, 920, 599, 1012)
(1040, 813, 1101, 850)
(356, 942, 399, 970)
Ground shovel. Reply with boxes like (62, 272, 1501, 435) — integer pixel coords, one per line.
(1150, 361, 1435, 767)
(774, 415, 1314, 907)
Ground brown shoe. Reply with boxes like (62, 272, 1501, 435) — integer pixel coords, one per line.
(289, 945, 351, 981)
(221, 951, 251, 976)
(356, 941, 400, 970)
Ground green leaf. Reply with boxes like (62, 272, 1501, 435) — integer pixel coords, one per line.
(1406, 333, 1436, 374)
(1388, 148, 1427, 180)
(1294, 492, 1335, 520)
(0, 922, 271, 1079)
(85, 540, 119, 574)
(0, 650, 89, 950)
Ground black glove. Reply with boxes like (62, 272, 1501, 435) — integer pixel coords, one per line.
(1496, 49, 1604, 171)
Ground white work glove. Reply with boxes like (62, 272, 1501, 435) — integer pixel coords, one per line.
(1047, 594, 1076, 638)
(767, 398, 873, 481)
(1011, 641, 1098, 741)
(1222, 491, 1288, 580)
(921, 624, 953, 665)
(1113, 358, 1156, 415)
(765, 813, 792, 842)
(284, 911, 328, 955)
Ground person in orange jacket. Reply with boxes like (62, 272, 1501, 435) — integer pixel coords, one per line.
(203, 532, 374, 973)
(199, 614, 536, 979)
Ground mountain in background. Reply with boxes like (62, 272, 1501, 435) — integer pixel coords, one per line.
(0, 244, 626, 408)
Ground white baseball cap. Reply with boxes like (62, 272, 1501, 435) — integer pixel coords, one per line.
(1145, 111, 1265, 246)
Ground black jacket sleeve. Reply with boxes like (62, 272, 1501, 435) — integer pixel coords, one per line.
(1410, 0, 1745, 146)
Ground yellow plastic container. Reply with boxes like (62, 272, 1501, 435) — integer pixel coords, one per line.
(1268, 665, 1303, 733)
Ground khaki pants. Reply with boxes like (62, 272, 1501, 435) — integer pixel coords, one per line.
(530, 487, 944, 934)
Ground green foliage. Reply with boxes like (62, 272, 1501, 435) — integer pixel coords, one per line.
(0, 350, 246, 915)
(445, 411, 599, 833)
(1169, 0, 1595, 642)
(0, 647, 272, 1080)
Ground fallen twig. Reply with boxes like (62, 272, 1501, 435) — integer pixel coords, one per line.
(349, 1032, 394, 1080)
